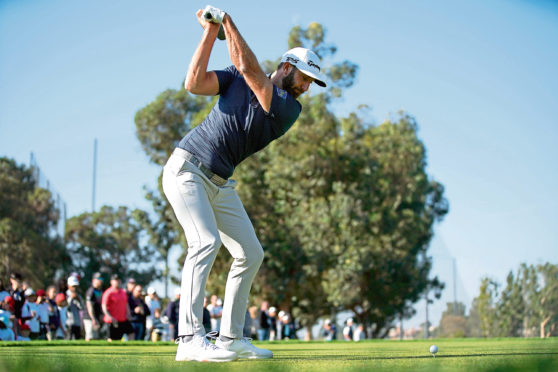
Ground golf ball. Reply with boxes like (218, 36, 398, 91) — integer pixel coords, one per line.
(430, 345, 438, 354)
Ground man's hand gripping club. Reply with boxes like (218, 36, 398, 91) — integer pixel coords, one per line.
(201, 5, 226, 40)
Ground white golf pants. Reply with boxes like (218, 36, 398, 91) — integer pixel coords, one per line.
(162, 149, 264, 338)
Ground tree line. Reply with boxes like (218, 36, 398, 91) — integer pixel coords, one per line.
(435, 263, 558, 338)
(1, 23, 449, 338)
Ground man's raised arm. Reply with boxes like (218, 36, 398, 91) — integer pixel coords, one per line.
(221, 14, 274, 112)
(184, 9, 221, 96)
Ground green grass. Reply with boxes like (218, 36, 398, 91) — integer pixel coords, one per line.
(1, 338, 557, 371)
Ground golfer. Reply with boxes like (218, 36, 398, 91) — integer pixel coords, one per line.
(163, 5, 326, 362)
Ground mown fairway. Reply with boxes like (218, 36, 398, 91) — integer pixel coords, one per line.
(1, 338, 557, 371)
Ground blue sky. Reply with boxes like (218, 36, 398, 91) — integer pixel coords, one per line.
(1, 0, 557, 328)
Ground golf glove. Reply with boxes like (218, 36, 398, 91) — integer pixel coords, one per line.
(202, 5, 225, 24)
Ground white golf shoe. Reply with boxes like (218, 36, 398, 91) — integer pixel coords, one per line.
(215, 337, 273, 359)
(175, 334, 238, 362)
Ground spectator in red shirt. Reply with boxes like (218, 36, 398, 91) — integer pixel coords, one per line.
(101, 274, 134, 341)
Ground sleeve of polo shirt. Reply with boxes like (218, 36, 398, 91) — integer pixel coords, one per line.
(85, 288, 93, 303)
(214, 65, 239, 96)
(101, 290, 109, 308)
(268, 85, 302, 127)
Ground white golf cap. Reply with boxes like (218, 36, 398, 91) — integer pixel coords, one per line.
(24, 288, 35, 297)
(147, 287, 156, 295)
(67, 276, 79, 287)
(281, 47, 327, 87)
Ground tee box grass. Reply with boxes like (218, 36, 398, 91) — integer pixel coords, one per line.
(1, 338, 557, 372)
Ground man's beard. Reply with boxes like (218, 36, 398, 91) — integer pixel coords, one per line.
(282, 68, 301, 98)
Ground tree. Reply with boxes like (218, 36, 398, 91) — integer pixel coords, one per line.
(518, 263, 540, 337)
(315, 114, 447, 338)
(473, 263, 558, 339)
(465, 297, 482, 337)
(0, 157, 71, 289)
(437, 302, 467, 338)
(65, 205, 160, 290)
(497, 271, 525, 337)
(536, 263, 558, 337)
(476, 277, 499, 337)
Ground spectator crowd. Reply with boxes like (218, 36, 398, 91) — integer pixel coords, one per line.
(1, 271, 367, 342)
(1, 272, 171, 342)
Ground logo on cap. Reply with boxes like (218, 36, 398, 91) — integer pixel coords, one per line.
(307, 60, 320, 71)
(286, 56, 299, 64)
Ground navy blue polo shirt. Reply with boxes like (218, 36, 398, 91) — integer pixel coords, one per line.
(178, 65, 301, 179)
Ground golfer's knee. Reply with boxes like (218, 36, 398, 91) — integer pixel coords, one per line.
(249, 244, 264, 268)
(235, 244, 264, 270)
(194, 236, 222, 252)
(185, 236, 222, 262)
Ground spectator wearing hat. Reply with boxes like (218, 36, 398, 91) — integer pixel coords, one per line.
(276, 310, 285, 340)
(1, 297, 16, 339)
(343, 318, 354, 341)
(102, 274, 134, 341)
(55, 293, 67, 339)
(17, 323, 31, 341)
(165, 288, 181, 340)
(268, 307, 278, 341)
(280, 313, 296, 340)
(1, 295, 15, 316)
(322, 319, 337, 341)
(83, 272, 104, 341)
(145, 287, 161, 341)
(35, 289, 49, 340)
(129, 284, 150, 341)
(66, 276, 84, 340)
(22, 288, 41, 339)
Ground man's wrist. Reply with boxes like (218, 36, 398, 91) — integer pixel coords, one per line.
(204, 23, 220, 35)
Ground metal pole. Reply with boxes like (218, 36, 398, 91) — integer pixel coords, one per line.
(425, 293, 429, 339)
(453, 258, 457, 316)
(399, 314, 403, 340)
(92, 138, 97, 212)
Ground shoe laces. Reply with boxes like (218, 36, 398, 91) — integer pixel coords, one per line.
(175, 332, 220, 351)
(203, 331, 220, 350)
(240, 337, 259, 349)
(205, 331, 219, 341)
